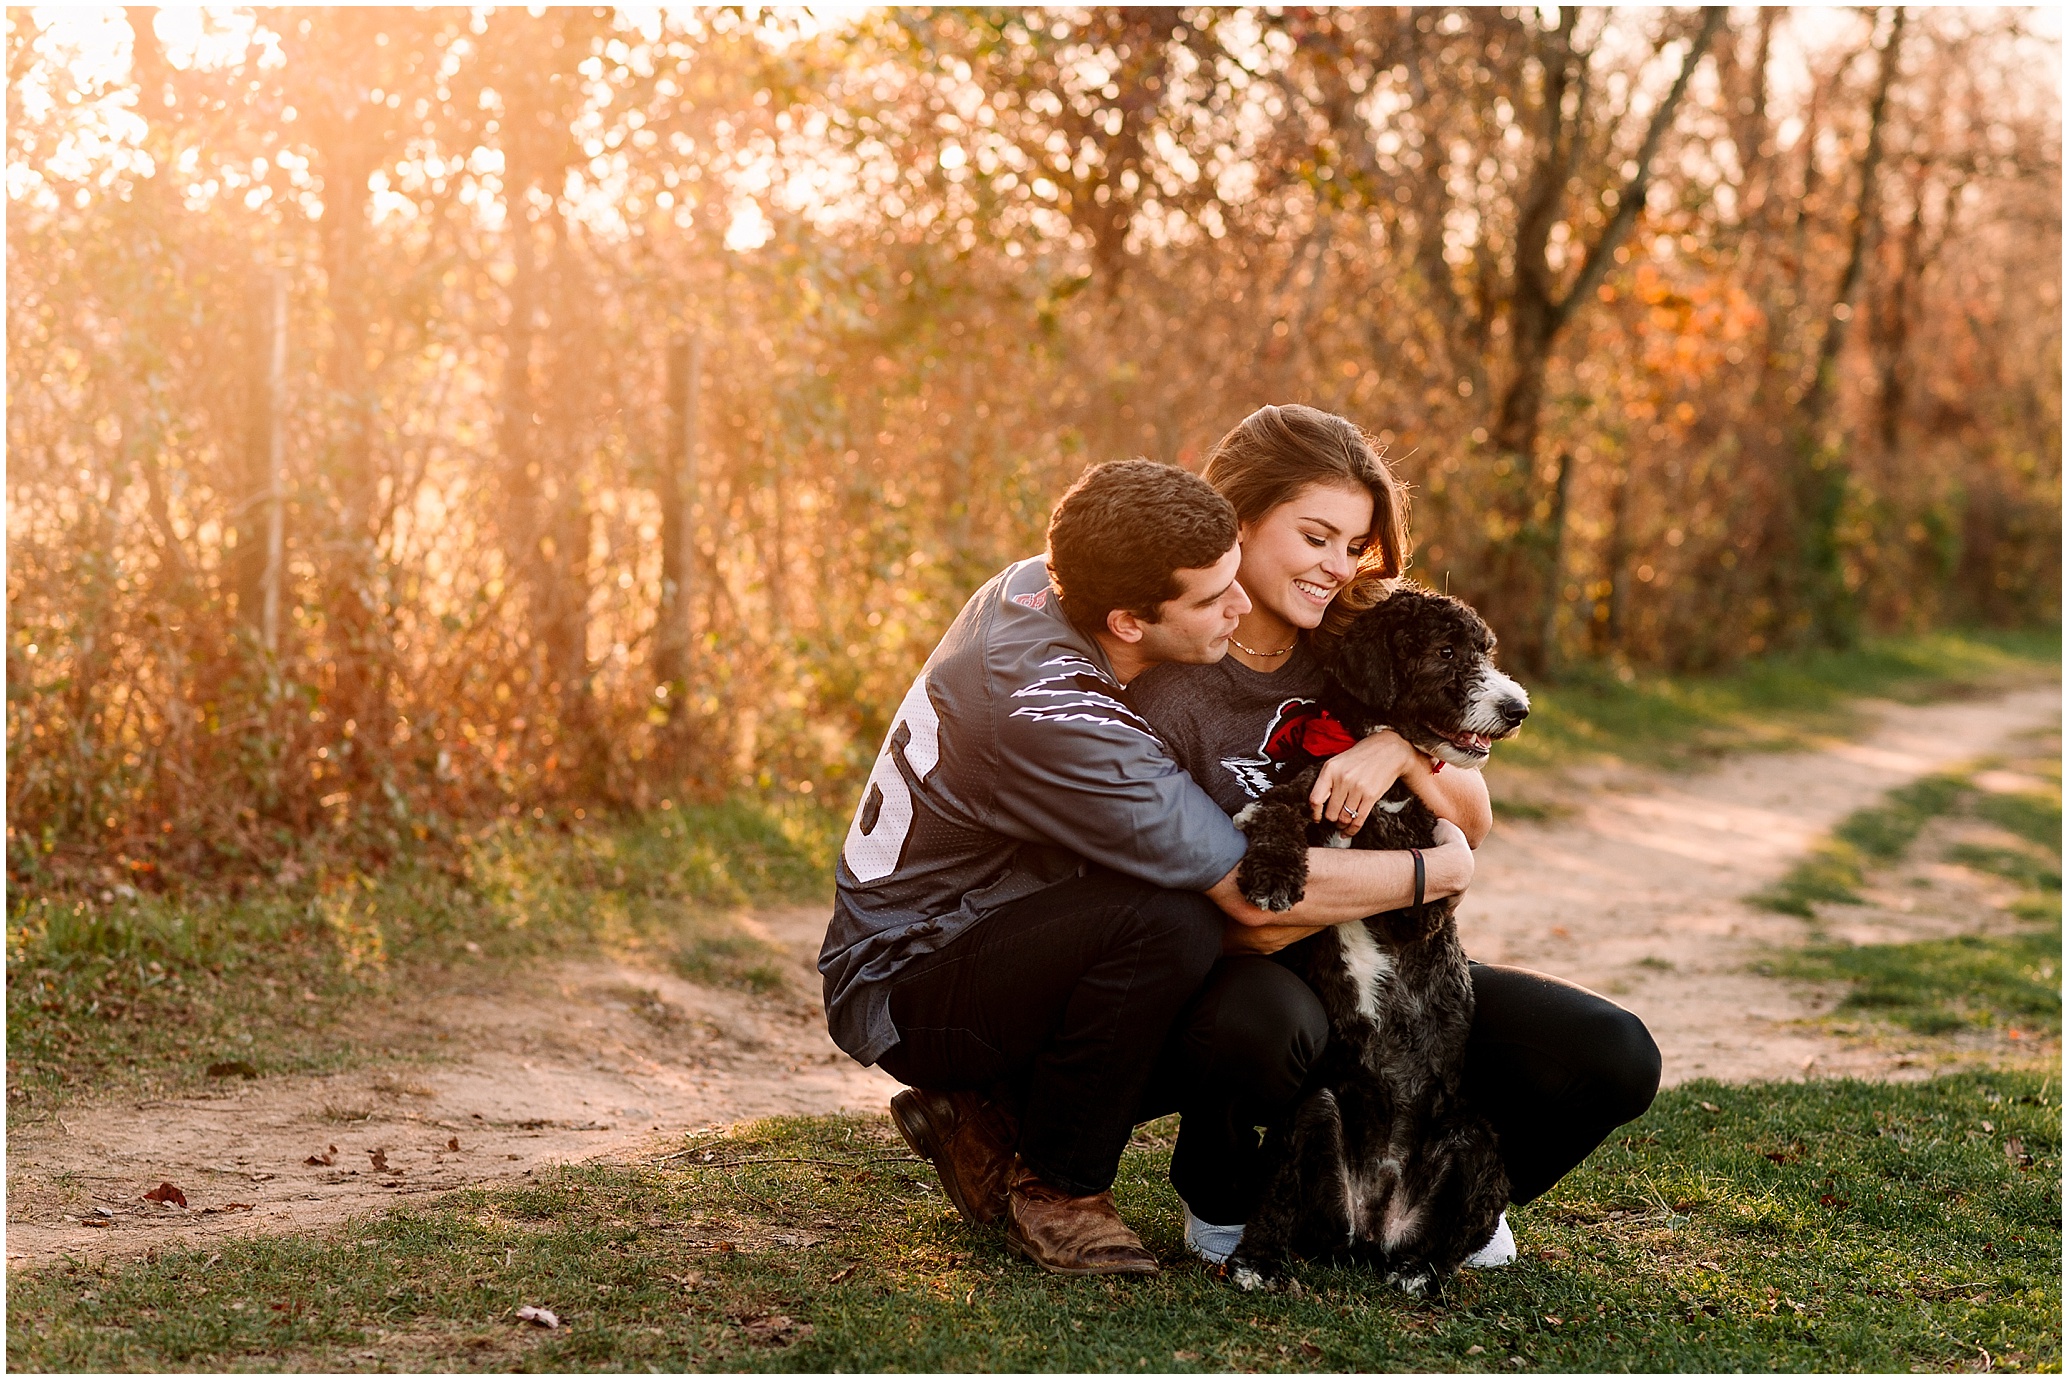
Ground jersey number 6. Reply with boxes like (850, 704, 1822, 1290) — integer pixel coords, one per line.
(842, 675, 942, 883)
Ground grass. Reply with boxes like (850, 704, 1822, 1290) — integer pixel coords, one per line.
(1758, 738, 2061, 1038)
(1493, 625, 2059, 778)
(5, 796, 841, 1119)
(1770, 927, 2060, 1037)
(7, 1074, 2059, 1373)
(1750, 772, 1975, 918)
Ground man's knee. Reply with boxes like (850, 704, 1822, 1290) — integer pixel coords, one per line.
(1114, 884, 1224, 982)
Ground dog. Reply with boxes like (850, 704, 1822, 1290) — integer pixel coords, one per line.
(1224, 584, 1530, 1295)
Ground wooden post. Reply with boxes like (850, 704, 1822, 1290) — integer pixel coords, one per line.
(657, 333, 702, 702)
(262, 267, 288, 654)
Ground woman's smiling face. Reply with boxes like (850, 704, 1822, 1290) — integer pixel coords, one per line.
(1237, 481, 1375, 633)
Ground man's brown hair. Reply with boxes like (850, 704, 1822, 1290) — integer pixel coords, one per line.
(1198, 404, 1412, 645)
(1046, 459, 1239, 634)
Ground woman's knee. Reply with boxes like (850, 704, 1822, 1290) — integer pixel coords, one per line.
(1589, 1005, 1662, 1123)
(1187, 960, 1327, 1106)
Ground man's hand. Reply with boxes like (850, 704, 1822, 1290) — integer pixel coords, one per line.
(1207, 816, 1475, 928)
(1222, 919, 1324, 955)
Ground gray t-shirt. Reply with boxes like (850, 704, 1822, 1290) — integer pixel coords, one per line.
(1130, 644, 1330, 815)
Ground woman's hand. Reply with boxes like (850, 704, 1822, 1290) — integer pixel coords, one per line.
(1307, 729, 1430, 834)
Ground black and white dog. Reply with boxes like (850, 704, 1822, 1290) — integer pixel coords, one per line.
(1226, 585, 1530, 1295)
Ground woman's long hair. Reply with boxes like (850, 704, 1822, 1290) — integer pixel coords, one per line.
(1199, 404, 1410, 648)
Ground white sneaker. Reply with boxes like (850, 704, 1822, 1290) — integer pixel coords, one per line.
(1463, 1211, 1517, 1268)
(1181, 1202, 1245, 1265)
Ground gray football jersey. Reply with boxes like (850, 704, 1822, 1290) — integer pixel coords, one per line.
(819, 556, 1249, 1065)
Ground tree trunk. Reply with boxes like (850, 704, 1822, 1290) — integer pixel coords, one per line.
(1789, 6, 1906, 647)
(655, 333, 702, 704)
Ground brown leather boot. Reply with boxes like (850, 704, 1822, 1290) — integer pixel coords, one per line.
(1004, 1164, 1160, 1276)
(889, 1088, 1018, 1225)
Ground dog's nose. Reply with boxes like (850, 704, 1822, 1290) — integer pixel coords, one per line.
(1499, 698, 1529, 727)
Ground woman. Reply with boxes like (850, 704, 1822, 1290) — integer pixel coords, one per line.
(1130, 404, 1661, 1267)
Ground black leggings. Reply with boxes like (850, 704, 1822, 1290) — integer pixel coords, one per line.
(1139, 955, 1662, 1224)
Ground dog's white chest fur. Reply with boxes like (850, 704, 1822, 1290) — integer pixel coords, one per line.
(1335, 921, 1394, 1020)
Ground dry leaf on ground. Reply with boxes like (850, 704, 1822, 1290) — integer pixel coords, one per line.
(369, 1149, 389, 1172)
(740, 1314, 813, 1344)
(141, 1182, 187, 1207)
(513, 1305, 560, 1329)
(305, 1145, 337, 1166)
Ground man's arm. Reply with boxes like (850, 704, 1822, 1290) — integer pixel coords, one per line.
(1204, 817, 1475, 931)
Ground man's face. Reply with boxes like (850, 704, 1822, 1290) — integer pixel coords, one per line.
(1128, 543, 1250, 666)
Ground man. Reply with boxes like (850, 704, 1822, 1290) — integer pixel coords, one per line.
(819, 460, 1474, 1275)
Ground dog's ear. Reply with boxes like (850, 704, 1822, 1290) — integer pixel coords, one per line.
(1327, 596, 1404, 712)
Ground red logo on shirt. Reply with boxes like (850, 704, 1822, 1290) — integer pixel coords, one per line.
(1222, 698, 1358, 798)
(1011, 590, 1049, 610)
(1265, 704, 1358, 760)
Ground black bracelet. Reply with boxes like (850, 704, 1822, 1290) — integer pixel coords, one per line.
(1410, 847, 1426, 909)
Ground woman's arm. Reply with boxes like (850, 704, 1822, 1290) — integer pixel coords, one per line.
(1306, 730, 1493, 848)
(1205, 818, 1475, 937)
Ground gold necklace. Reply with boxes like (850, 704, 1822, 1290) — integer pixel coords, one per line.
(1230, 633, 1296, 658)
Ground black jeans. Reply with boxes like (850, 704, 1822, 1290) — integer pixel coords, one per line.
(876, 867, 1223, 1196)
(1142, 954, 1663, 1224)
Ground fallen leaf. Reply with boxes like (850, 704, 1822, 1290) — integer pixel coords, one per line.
(1544, 1316, 1563, 1327)
(1173, 1351, 1201, 1363)
(1817, 1193, 1850, 1209)
(678, 1270, 707, 1292)
(202, 1203, 255, 1215)
(514, 1305, 560, 1329)
(714, 1241, 736, 1253)
(206, 1061, 258, 1080)
(80, 1217, 111, 1228)
(827, 1265, 856, 1284)
(1536, 1246, 1571, 1261)
(447, 1137, 461, 1152)
(740, 1314, 813, 1345)
(1699, 1101, 1721, 1113)
(1300, 1341, 1323, 1358)
(2005, 1137, 2033, 1168)
(369, 1149, 389, 1172)
(1466, 1345, 1486, 1356)
(142, 1182, 188, 1208)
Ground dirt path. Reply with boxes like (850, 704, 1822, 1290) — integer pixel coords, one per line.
(4, 908, 898, 1271)
(1465, 682, 2060, 1084)
(7, 684, 2057, 1270)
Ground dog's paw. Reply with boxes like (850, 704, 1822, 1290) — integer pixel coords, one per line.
(1237, 862, 1306, 912)
(1229, 1263, 1265, 1292)
(1385, 1266, 1439, 1298)
(1247, 882, 1304, 913)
